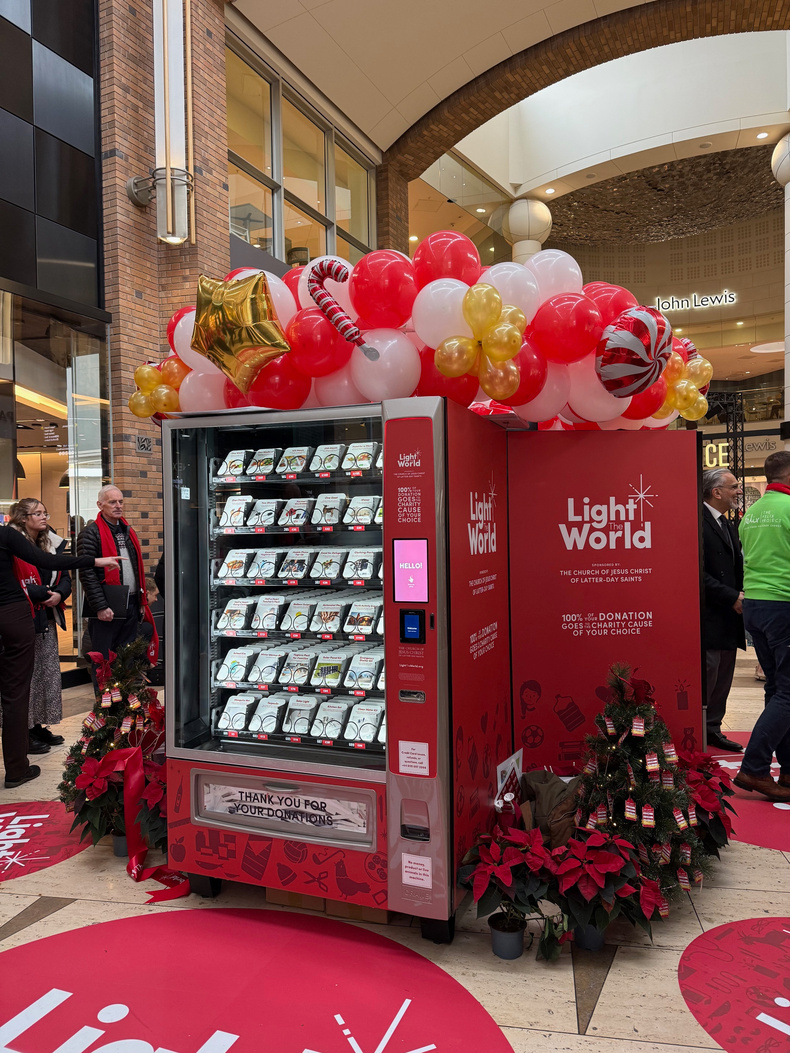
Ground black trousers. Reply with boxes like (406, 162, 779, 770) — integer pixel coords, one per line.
(705, 648, 737, 734)
(88, 599, 143, 659)
(0, 599, 36, 781)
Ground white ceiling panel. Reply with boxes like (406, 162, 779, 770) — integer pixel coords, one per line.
(231, 0, 309, 34)
(368, 108, 411, 151)
(428, 56, 476, 102)
(545, 0, 598, 36)
(505, 9, 555, 54)
(464, 32, 513, 80)
(396, 82, 443, 127)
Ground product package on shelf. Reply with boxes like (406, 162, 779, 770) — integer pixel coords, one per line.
(374, 499, 383, 526)
(310, 598, 351, 635)
(310, 649, 354, 690)
(278, 548, 317, 580)
(247, 499, 283, 528)
(375, 446, 383, 470)
(344, 649, 383, 693)
(216, 450, 253, 476)
(312, 493, 348, 526)
(310, 699, 352, 740)
(248, 647, 290, 686)
(247, 448, 282, 477)
(217, 693, 260, 730)
(343, 495, 380, 526)
(344, 701, 386, 744)
(277, 647, 325, 688)
(247, 548, 283, 580)
(344, 598, 382, 635)
(219, 495, 253, 528)
(378, 716, 386, 744)
(276, 446, 313, 476)
(217, 549, 253, 579)
(341, 442, 378, 473)
(250, 594, 289, 631)
(280, 599, 316, 634)
(342, 547, 381, 581)
(216, 597, 259, 632)
(282, 695, 321, 736)
(278, 498, 315, 529)
(216, 646, 260, 684)
(310, 444, 346, 474)
(376, 611, 384, 636)
(310, 548, 348, 580)
(248, 694, 289, 734)
(377, 667, 385, 691)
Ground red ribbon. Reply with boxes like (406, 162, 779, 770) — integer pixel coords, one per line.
(87, 649, 117, 690)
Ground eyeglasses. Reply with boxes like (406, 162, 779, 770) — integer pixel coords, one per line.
(345, 668, 377, 690)
(311, 714, 346, 739)
(216, 660, 248, 682)
(279, 611, 311, 632)
(345, 719, 381, 743)
(312, 558, 342, 579)
(27, 511, 50, 519)
(278, 663, 311, 685)
(311, 452, 341, 471)
(342, 452, 373, 471)
(343, 505, 376, 525)
(344, 558, 373, 578)
(283, 711, 313, 734)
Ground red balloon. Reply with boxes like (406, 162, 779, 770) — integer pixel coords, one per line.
(672, 336, 689, 362)
(412, 231, 481, 289)
(621, 376, 667, 419)
(529, 294, 603, 364)
(349, 250, 418, 328)
(283, 266, 304, 309)
(224, 267, 255, 282)
(582, 283, 639, 327)
(497, 338, 548, 406)
(247, 354, 311, 410)
(167, 306, 193, 353)
(223, 378, 251, 409)
(573, 421, 601, 430)
(286, 308, 353, 378)
(414, 345, 478, 407)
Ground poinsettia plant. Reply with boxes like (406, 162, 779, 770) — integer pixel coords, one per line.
(676, 749, 736, 854)
(458, 824, 554, 930)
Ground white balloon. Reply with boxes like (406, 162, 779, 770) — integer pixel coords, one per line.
(598, 414, 647, 431)
(642, 409, 680, 428)
(559, 405, 589, 424)
(314, 362, 368, 407)
(526, 249, 583, 303)
(566, 354, 631, 422)
(225, 268, 260, 281)
(172, 309, 223, 376)
(411, 279, 473, 349)
(298, 255, 354, 318)
(178, 369, 227, 412)
(401, 322, 425, 351)
(513, 362, 570, 422)
(350, 329, 421, 401)
(302, 380, 321, 408)
(263, 271, 297, 328)
(484, 262, 542, 323)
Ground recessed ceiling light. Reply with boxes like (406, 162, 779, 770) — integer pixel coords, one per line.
(751, 341, 783, 353)
(476, 208, 486, 214)
(745, 371, 751, 374)
(736, 321, 744, 326)
(409, 235, 418, 242)
(756, 132, 768, 140)
(489, 247, 495, 252)
(585, 173, 596, 180)
(699, 141, 712, 149)
(545, 187, 556, 195)
(676, 328, 683, 334)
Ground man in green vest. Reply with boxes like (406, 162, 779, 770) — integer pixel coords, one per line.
(734, 451, 790, 801)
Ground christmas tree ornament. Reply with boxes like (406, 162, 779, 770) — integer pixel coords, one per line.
(693, 869, 704, 885)
(121, 715, 133, 734)
(638, 843, 649, 865)
(645, 751, 659, 772)
(661, 770, 674, 789)
(687, 803, 698, 826)
(128, 693, 141, 709)
(632, 716, 645, 737)
(680, 842, 692, 864)
(101, 690, 112, 708)
(664, 742, 678, 764)
(660, 843, 672, 864)
(677, 868, 691, 891)
(627, 762, 637, 789)
(673, 807, 689, 830)
(641, 803, 655, 828)
(585, 812, 598, 829)
(604, 715, 616, 735)
(595, 802, 608, 825)
(658, 896, 670, 919)
(111, 686, 122, 703)
(624, 797, 637, 821)
(648, 769, 660, 783)
(583, 756, 597, 776)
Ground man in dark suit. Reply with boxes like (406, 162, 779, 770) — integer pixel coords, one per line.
(702, 468, 745, 752)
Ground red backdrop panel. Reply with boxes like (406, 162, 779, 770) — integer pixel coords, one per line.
(446, 401, 512, 907)
(508, 430, 702, 775)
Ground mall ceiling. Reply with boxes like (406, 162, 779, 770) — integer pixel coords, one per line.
(545, 145, 782, 245)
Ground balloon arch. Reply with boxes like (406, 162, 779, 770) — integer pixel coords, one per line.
(128, 231, 712, 430)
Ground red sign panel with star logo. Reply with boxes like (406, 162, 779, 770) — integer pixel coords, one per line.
(0, 801, 89, 881)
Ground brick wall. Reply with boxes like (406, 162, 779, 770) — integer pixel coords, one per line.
(377, 0, 790, 252)
(99, 0, 229, 572)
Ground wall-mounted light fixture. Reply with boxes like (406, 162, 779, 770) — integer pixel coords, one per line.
(126, 0, 195, 245)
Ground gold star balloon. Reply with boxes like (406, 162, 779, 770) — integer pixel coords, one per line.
(190, 272, 290, 393)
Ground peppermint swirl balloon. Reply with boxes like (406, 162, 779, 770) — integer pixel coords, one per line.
(678, 336, 699, 360)
(595, 306, 673, 397)
(306, 259, 379, 360)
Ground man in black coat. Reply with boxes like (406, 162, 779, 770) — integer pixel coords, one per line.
(702, 468, 745, 751)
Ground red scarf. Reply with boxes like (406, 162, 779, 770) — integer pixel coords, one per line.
(766, 483, 790, 497)
(12, 539, 63, 619)
(96, 514, 159, 665)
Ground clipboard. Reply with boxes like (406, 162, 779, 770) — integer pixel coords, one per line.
(103, 584, 130, 618)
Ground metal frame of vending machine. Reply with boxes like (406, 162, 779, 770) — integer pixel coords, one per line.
(163, 397, 512, 940)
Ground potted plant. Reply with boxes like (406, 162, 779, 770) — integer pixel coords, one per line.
(458, 824, 554, 959)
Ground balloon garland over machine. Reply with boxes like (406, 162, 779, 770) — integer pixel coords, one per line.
(127, 232, 714, 428)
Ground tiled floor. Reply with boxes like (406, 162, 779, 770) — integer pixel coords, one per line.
(0, 654, 784, 1051)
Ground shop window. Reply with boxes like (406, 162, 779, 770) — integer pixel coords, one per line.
(335, 144, 368, 245)
(284, 199, 325, 264)
(282, 97, 325, 216)
(226, 48, 272, 177)
(335, 236, 365, 266)
(228, 164, 273, 251)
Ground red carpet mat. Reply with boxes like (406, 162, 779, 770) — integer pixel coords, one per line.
(706, 732, 790, 854)
(0, 908, 513, 1051)
(679, 917, 790, 1050)
(0, 801, 89, 881)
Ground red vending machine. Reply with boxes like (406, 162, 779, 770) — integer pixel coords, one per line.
(163, 397, 511, 939)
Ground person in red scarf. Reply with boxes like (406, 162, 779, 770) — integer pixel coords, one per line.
(77, 486, 158, 665)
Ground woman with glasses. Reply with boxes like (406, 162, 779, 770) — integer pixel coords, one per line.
(0, 499, 121, 788)
(8, 500, 72, 755)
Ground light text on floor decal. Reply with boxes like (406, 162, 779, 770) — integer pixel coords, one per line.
(0, 810, 49, 872)
(302, 999, 437, 1053)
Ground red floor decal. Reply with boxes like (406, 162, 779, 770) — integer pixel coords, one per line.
(0, 801, 89, 881)
(0, 909, 513, 1052)
(706, 732, 790, 853)
(679, 917, 790, 1051)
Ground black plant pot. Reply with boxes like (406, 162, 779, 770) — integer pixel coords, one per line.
(112, 832, 128, 858)
(488, 913, 527, 959)
(574, 923, 606, 951)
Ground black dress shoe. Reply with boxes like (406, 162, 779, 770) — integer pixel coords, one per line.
(4, 764, 41, 788)
(27, 737, 51, 755)
(34, 725, 64, 746)
(708, 732, 744, 753)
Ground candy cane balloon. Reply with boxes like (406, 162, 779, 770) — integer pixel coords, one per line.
(594, 305, 673, 397)
(306, 259, 379, 360)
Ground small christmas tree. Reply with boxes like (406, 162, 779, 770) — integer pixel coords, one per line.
(575, 664, 717, 911)
(59, 638, 167, 850)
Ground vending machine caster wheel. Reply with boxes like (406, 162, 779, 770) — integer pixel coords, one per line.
(187, 874, 223, 898)
(420, 916, 455, 944)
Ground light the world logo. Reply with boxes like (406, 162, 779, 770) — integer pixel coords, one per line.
(0, 808, 48, 872)
(559, 476, 656, 551)
(397, 450, 421, 468)
(468, 476, 497, 555)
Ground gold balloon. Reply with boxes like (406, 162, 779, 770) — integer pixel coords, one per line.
(479, 355, 519, 401)
(128, 390, 154, 418)
(190, 272, 290, 393)
(134, 364, 161, 394)
(150, 384, 180, 413)
(680, 393, 709, 421)
(498, 304, 527, 335)
(435, 336, 479, 378)
(667, 378, 700, 412)
(652, 398, 677, 419)
(684, 356, 713, 387)
(466, 349, 481, 376)
(482, 322, 522, 363)
(663, 351, 685, 385)
(160, 356, 191, 389)
(462, 283, 502, 340)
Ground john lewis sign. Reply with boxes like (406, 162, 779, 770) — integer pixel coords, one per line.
(655, 291, 736, 311)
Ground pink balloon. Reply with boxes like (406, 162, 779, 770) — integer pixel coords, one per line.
(566, 354, 631, 422)
(223, 269, 297, 328)
(314, 362, 368, 407)
(526, 250, 583, 302)
(172, 309, 223, 376)
(411, 279, 472, 349)
(302, 380, 321, 408)
(642, 409, 680, 429)
(178, 370, 227, 412)
(598, 414, 647, 431)
(349, 329, 421, 401)
(484, 262, 542, 323)
(513, 362, 571, 423)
